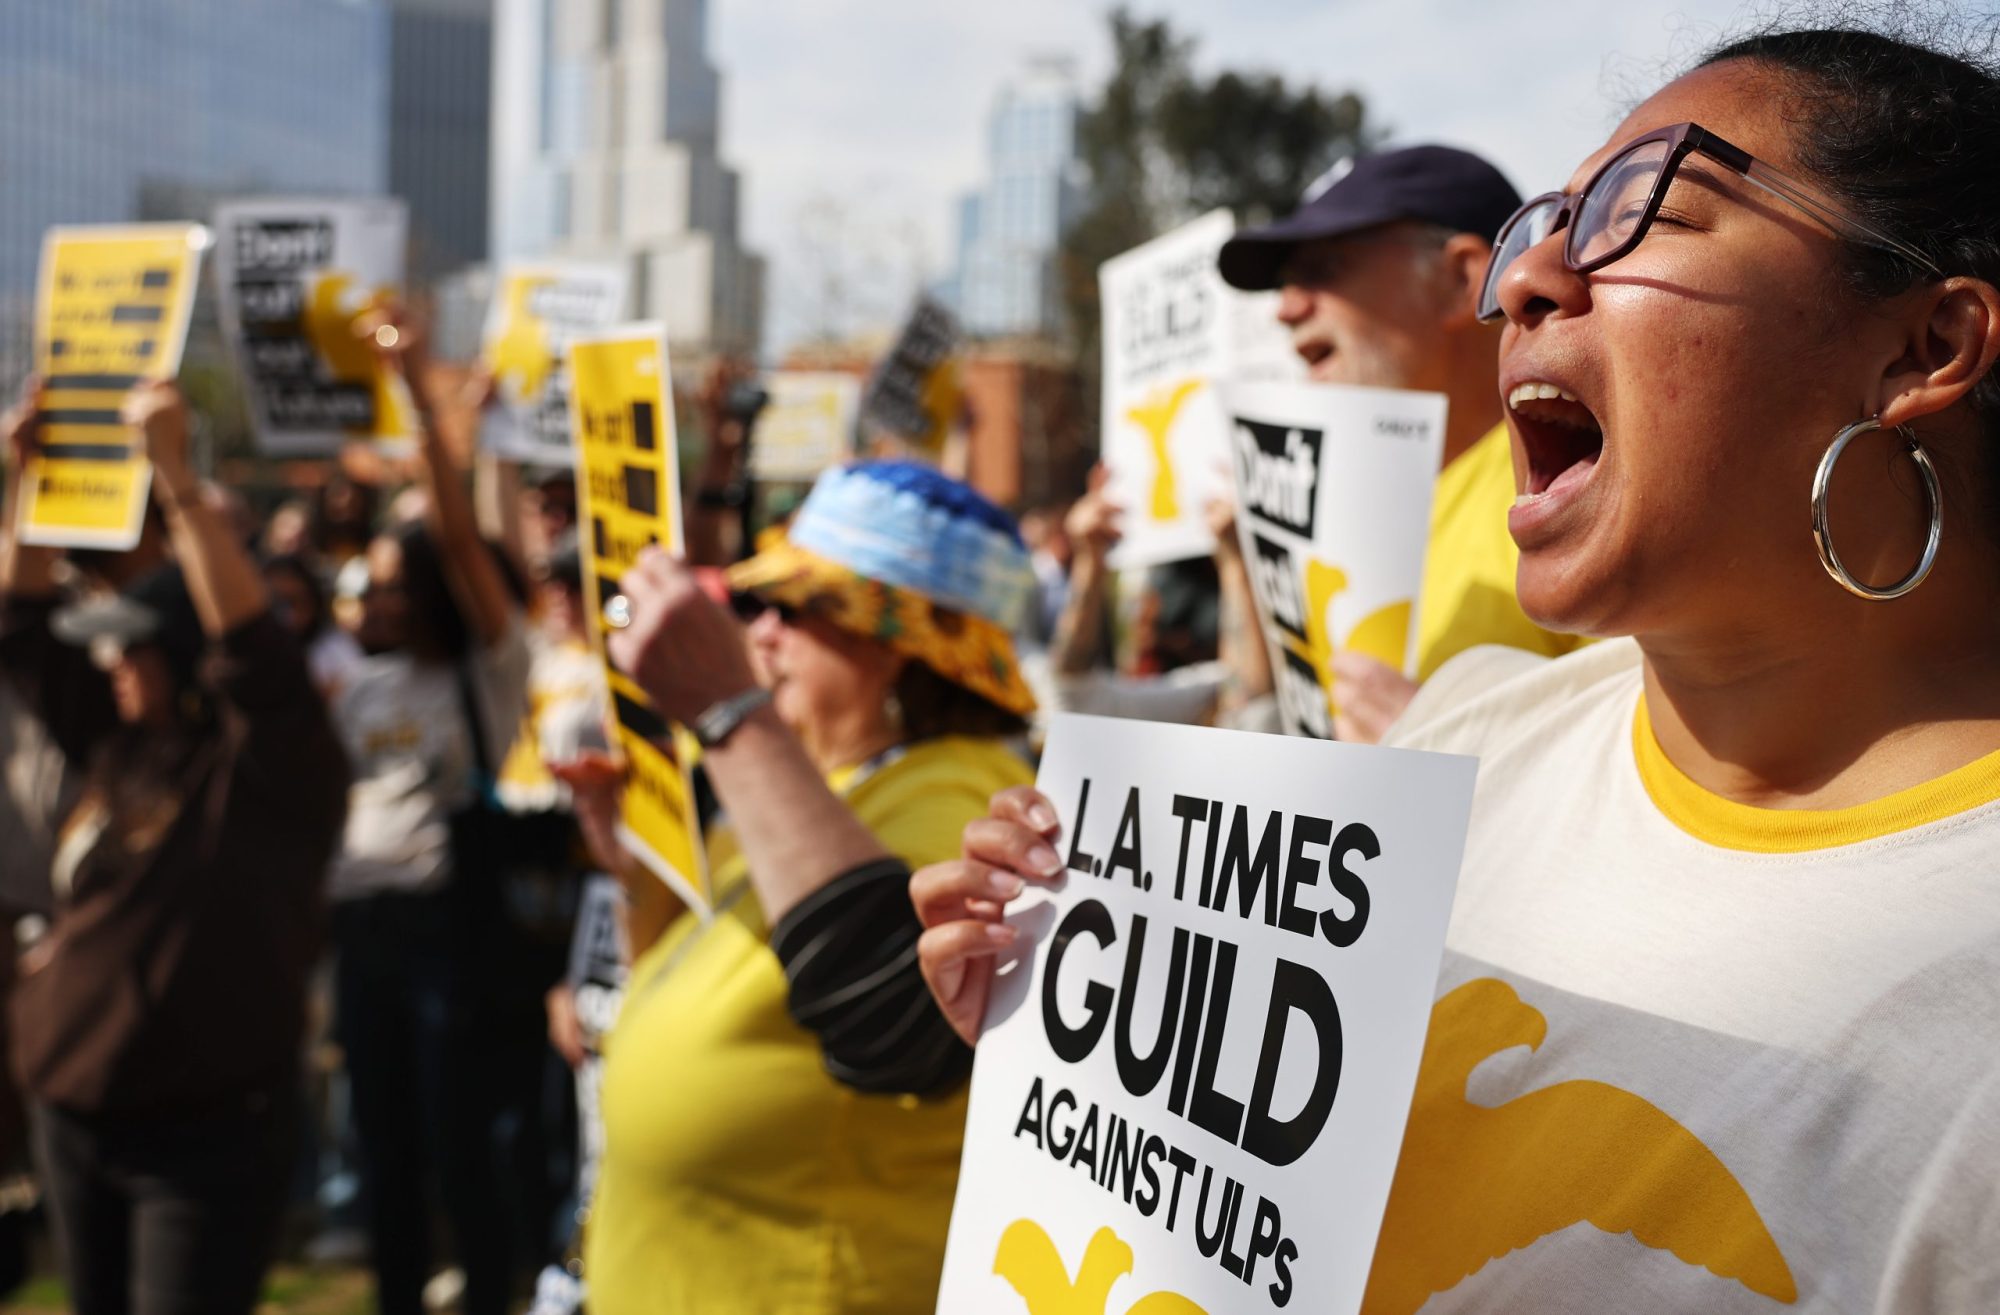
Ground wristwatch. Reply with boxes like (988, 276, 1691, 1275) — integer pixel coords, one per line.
(692, 687, 773, 749)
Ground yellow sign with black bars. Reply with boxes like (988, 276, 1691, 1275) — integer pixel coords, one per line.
(20, 224, 207, 549)
(569, 323, 708, 910)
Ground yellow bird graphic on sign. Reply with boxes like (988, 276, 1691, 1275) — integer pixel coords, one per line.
(305, 272, 413, 438)
(488, 275, 556, 405)
(994, 1220, 1206, 1315)
(1361, 978, 1797, 1314)
(1124, 379, 1205, 521)
(1297, 558, 1413, 723)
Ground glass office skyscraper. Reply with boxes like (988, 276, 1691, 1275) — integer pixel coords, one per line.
(0, 1, 394, 387)
(0, 0, 500, 391)
(943, 59, 1083, 341)
(490, 0, 763, 357)
(389, 0, 496, 280)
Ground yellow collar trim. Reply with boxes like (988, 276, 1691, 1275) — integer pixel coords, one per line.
(1632, 695, 2000, 853)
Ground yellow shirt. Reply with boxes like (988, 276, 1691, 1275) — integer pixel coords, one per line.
(1413, 423, 1584, 681)
(585, 735, 1034, 1315)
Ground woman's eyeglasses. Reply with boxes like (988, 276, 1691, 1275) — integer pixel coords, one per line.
(1476, 121, 1943, 323)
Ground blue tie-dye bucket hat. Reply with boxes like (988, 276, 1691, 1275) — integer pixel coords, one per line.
(725, 461, 1038, 715)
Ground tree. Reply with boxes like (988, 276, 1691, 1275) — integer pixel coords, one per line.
(1058, 10, 1376, 438)
(789, 189, 931, 349)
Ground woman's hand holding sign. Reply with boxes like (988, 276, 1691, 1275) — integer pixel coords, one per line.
(911, 786, 1067, 1046)
(3, 377, 43, 472)
(603, 547, 758, 723)
(0, 377, 55, 597)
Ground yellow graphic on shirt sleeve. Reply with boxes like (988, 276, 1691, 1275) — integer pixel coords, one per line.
(488, 274, 556, 404)
(1362, 978, 1797, 1314)
(305, 272, 413, 440)
(994, 1221, 1206, 1315)
(1125, 379, 1205, 521)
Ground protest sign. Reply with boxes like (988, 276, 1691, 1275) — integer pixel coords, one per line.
(569, 323, 708, 910)
(566, 874, 629, 1204)
(19, 224, 206, 549)
(213, 197, 415, 457)
(1227, 382, 1446, 740)
(860, 296, 960, 462)
(1099, 210, 1236, 571)
(750, 371, 860, 481)
(1230, 290, 1307, 386)
(936, 713, 1475, 1314)
(482, 260, 630, 465)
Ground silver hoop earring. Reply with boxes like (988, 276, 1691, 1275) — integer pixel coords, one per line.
(1810, 417, 1942, 601)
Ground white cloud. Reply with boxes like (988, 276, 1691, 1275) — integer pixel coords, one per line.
(710, 0, 1759, 359)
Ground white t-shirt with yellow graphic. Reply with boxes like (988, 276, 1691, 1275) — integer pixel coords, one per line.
(1378, 638, 2000, 1314)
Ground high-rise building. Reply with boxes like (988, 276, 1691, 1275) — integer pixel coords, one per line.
(489, 0, 763, 358)
(388, 0, 496, 280)
(0, 0, 499, 393)
(0, 0, 393, 389)
(944, 58, 1084, 341)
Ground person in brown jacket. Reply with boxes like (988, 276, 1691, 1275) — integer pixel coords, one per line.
(0, 379, 349, 1315)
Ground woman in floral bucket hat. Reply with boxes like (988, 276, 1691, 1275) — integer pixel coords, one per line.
(562, 461, 1037, 1313)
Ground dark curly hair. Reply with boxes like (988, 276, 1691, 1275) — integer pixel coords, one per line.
(1699, 14, 2000, 496)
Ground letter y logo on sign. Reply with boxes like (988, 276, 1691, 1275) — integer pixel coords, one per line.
(935, 714, 1476, 1314)
(1099, 211, 1237, 570)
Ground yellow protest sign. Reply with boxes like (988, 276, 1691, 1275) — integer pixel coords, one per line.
(213, 197, 415, 457)
(19, 224, 207, 549)
(569, 323, 708, 909)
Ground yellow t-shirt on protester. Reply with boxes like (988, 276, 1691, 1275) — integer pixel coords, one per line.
(1413, 422, 1584, 681)
(584, 735, 1033, 1315)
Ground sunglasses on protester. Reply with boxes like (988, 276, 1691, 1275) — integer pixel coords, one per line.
(1476, 121, 1943, 323)
(729, 592, 802, 626)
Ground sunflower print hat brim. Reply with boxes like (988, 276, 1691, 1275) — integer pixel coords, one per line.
(725, 461, 1038, 716)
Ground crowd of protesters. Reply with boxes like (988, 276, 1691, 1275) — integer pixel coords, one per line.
(0, 14, 1996, 1315)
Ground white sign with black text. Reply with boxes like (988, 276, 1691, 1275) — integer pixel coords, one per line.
(1099, 210, 1237, 570)
(212, 197, 414, 457)
(1227, 381, 1446, 739)
(936, 713, 1475, 1314)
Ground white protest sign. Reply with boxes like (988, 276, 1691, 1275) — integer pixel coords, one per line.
(566, 874, 629, 1053)
(482, 260, 631, 465)
(1229, 290, 1307, 386)
(1100, 210, 1235, 570)
(751, 371, 861, 481)
(1227, 381, 1446, 740)
(213, 197, 415, 457)
(565, 874, 629, 1207)
(936, 713, 1475, 1315)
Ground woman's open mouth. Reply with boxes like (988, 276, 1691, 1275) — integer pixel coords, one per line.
(1507, 381, 1604, 500)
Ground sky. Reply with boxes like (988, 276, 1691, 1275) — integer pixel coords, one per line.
(708, 0, 1760, 361)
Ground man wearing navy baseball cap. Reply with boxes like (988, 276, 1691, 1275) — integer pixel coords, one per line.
(1219, 144, 1584, 741)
